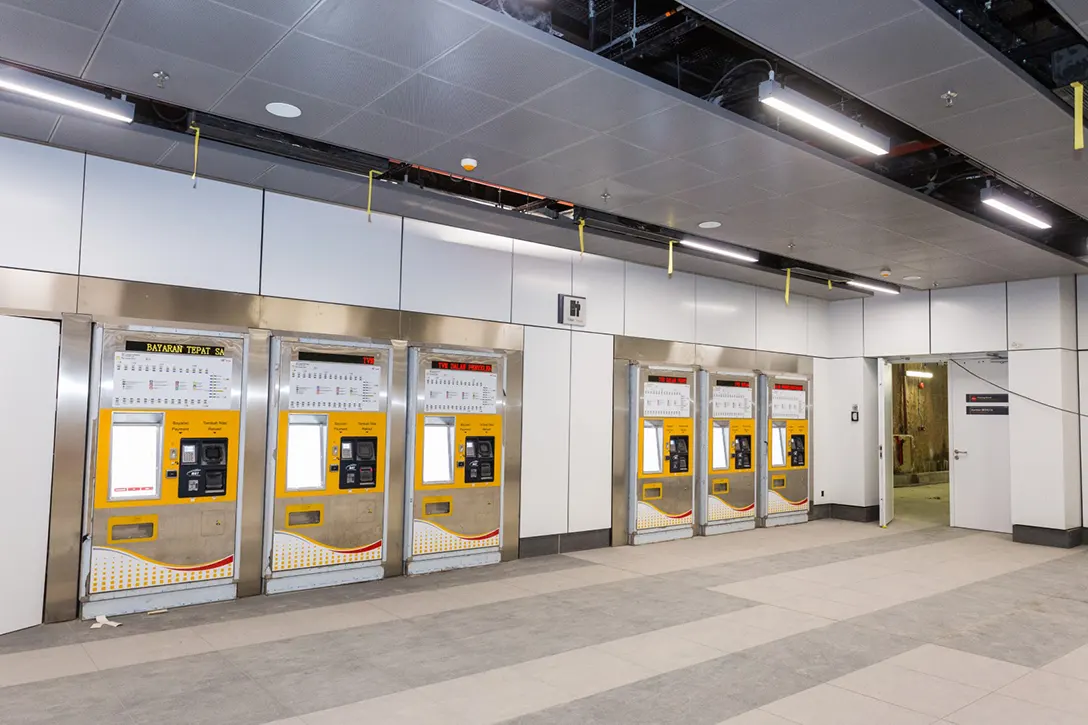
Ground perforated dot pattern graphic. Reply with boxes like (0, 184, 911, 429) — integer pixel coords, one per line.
(707, 496, 756, 522)
(411, 519, 498, 556)
(636, 501, 693, 530)
(271, 531, 382, 572)
(89, 548, 232, 594)
(768, 490, 809, 514)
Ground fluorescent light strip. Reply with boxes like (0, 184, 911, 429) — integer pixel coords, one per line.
(761, 96, 887, 155)
(905, 370, 934, 379)
(847, 280, 899, 295)
(981, 197, 1051, 230)
(0, 66, 133, 123)
(758, 80, 889, 156)
(678, 238, 759, 263)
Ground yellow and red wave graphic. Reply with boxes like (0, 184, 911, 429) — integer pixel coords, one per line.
(636, 500, 694, 530)
(412, 519, 499, 556)
(707, 496, 756, 522)
(89, 547, 233, 594)
(768, 489, 809, 515)
(272, 530, 382, 572)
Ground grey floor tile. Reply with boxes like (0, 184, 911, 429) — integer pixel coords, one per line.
(122, 676, 292, 725)
(936, 598, 1088, 668)
(98, 651, 253, 707)
(254, 661, 406, 715)
(0, 671, 131, 725)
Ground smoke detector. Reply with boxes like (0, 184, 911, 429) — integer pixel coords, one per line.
(460, 157, 478, 172)
(880, 266, 891, 278)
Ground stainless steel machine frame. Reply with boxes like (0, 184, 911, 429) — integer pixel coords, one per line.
(696, 368, 759, 535)
(3, 268, 522, 622)
(263, 336, 396, 594)
(611, 338, 814, 546)
(760, 372, 812, 527)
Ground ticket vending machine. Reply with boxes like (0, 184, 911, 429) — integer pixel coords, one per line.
(629, 365, 696, 544)
(764, 375, 810, 526)
(263, 339, 392, 593)
(696, 370, 758, 535)
(405, 349, 506, 575)
(81, 327, 245, 618)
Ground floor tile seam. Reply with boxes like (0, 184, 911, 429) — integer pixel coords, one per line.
(833, 661, 998, 714)
(822, 680, 956, 719)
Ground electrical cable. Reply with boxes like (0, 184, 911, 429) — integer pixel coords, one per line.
(705, 57, 774, 100)
(949, 359, 1086, 417)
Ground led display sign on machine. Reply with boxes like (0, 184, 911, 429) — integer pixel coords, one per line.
(648, 375, 687, 384)
(431, 361, 494, 372)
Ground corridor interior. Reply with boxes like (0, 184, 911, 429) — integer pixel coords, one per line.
(2, 518, 1087, 725)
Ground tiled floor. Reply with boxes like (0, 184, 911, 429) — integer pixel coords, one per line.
(2, 518, 1086, 724)
(895, 482, 950, 526)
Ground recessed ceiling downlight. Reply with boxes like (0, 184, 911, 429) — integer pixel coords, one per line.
(266, 102, 301, 118)
(698, 221, 722, 229)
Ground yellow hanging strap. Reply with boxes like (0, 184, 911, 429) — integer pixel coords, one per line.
(578, 218, 585, 257)
(828, 279, 833, 290)
(188, 125, 200, 187)
(1074, 81, 1084, 150)
(668, 240, 674, 277)
(367, 170, 379, 222)
(785, 268, 791, 305)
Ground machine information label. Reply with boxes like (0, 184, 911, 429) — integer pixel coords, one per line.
(643, 381, 690, 418)
(289, 360, 382, 412)
(713, 381, 753, 419)
(966, 393, 1008, 404)
(113, 352, 233, 409)
(771, 384, 807, 420)
(424, 368, 497, 414)
(125, 340, 226, 356)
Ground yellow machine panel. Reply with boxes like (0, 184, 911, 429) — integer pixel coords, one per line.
(767, 413, 810, 515)
(706, 417, 757, 522)
(636, 415, 695, 530)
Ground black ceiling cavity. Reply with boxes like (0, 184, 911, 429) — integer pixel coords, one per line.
(480, 0, 1088, 257)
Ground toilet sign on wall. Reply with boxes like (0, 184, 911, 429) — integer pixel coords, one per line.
(558, 294, 587, 327)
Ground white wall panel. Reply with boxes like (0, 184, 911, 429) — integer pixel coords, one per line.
(511, 240, 573, 329)
(262, 193, 401, 309)
(1008, 277, 1076, 351)
(813, 357, 877, 508)
(931, 283, 1007, 354)
(807, 297, 830, 358)
(694, 276, 756, 349)
(573, 253, 624, 335)
(0, 138, 83, 275)
(624, 262, 696, 342)
(568, 331, 615, 533)
(1009, 349, 1081, 530)
(0, 316, 59, 635)
(81, 157, 262, 293)
(400, 219, 513, 322)
(1080, 352, 1088, 527)
(520, 327, 572, 538)
(1079, 276, 1088, 350)
(828, 299, 864, 358)
(755, 288, 807, 355)
(863, 290, 930, 357)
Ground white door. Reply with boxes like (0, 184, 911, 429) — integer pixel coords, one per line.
(878, 360, 894, 526)
(0, 315, 61, 634)
(948, 358, 1011, 533)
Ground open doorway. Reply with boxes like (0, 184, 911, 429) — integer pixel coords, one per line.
(891, 362, 950, 526)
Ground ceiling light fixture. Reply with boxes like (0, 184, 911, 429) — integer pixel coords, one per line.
(759, 75, 890, 156)
(980, 186, 1051, 230)
(698, 220, 722, 229)
(905, 370, 934, 379)
(903, 275, 922, 281)
(0, 62, 133, 123)
(679, 238, 759, 263)
(265, 101, 302, 118)
(847, 279, 900, 295)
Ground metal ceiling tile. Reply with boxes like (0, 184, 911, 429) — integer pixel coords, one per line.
(792, 179, 931, 224)
(50, 114, 176, 165)
(424, 24, 589, 104)
(608, 103, 742, 156)
(459, 107, 596, 159)
(256, 162, 364, 201)
(705, 0, 918, 58)
(743, 156, 855, 195)
(213, 0, 319, 26)
(611, 157, 720, 196)
(976, 129, 1080, 175)
(612, 197, 706, 229)
(865, 58, 1033, 128)
(564, 179, 656, 211)
(0, 95, 59, 142)
(672, 177, 780, 211)
(299, 0, 485, 70)
(794, 245, 888, 271)
(322, 109, 448, 161)
(413, 138, 528, 178)
(1, 0, 119, 30)
(796, 11, 981, 95)
(159, 137, 275, 183)
(213, 78, 356, 137)
(0, 4, 99, 76)
(884, 241, 966, 264)
(541, 133, 664, 179)
(1052, 0, 1088, 26)
(107, 0, 287, 73)
(526, 68, 677, 133)
(491, 158, 605, 200)
(85, 35, 241, 111)
(366, 73, 511, 136)
(678, 131, 796, 176)
(250, 32, 412, 107)
(924, 96, 1070, 152)
(853, 263, 925, 279)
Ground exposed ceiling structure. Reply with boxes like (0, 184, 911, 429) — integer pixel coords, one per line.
(682, 0, 1088, 281)
(0, 0, 1084, 294)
